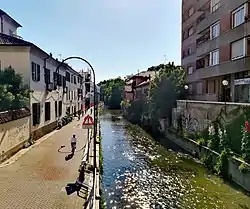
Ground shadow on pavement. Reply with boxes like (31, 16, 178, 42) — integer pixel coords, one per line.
(65, 153, 74, 161)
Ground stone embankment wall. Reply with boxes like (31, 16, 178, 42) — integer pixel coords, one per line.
(172, 100, 249, 132)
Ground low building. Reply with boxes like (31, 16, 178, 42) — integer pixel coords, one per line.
(0, 9, 85, 139)
(124, 71, 157, 102)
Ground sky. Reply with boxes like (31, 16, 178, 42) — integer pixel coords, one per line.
(1, 0, 181, 82)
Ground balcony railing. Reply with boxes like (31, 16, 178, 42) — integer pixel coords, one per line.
(12, 34, 23, 39)
(196, 31, 210, 45)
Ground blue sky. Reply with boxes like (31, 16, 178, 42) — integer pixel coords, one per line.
(2, 0, 181, 82)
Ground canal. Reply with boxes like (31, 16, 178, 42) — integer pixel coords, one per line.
(100, 112, 250, 209)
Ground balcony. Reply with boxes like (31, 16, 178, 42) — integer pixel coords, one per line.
(196, 30, 210, 46)
(196, 5, 222, 34)
(46, 83, 54, 91)
(196, 54, 209, 70)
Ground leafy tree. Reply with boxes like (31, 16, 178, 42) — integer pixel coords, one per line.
(98, 77, 125, 109)
(147, 62, 185, 130)
(0, 67, 30, 111)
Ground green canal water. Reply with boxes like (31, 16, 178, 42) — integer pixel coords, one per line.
(101, 112, 250, 209)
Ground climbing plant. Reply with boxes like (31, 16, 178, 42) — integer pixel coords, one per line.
(207, 120, 220, 152)
(241, 120, 250, 163)
(215, 149, 230, 178)
(219, 125, 230, 152)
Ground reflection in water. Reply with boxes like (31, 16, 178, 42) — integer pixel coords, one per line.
(101, 112, 250, 209)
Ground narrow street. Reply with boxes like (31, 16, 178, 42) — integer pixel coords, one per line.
(0, 118, 87, 209)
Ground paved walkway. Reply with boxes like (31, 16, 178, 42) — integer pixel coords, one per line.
(0, 117, 88, 209)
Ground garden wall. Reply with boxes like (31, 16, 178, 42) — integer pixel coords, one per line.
(0, 108, 31, 162)
(172, 100, 250, 132)
(163, 133, 250, 192)
(172, 100, 250, 154)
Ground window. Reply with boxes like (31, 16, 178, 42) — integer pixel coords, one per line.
(63, 76, 66, 88)
(231, 38, 245, 60)
(74, 76, 77, 84)
(211, 0, 220, 12)
(32, 103, 40, 126)
(187, 46, 192, 55)
(187, 66, 193, 74)
(66, 87, 69, 100)
(143, 88, 149, 96)
(232, 5, 246, 28)
(66, 72, 70, 82)
(67, 107, 70, 114)
(209, 49, 219, 66)
(188, 7, 194, 17)
(196, 82, 203, 95)
(45, 102, 51, 121)
(188, 27, 194, 37)
(71, 74, 74, 83)
(206, 80, 216, 94)
(55, 101, 58, 118)
(210, 21, 220, 39)
(31, 62, 40, 81)
(78, 76, 80, 83)
(58, 74, 62, 86)
(44, 68, 50, 84)
(188, 84, 193, 94)
(59, 101, 62, 116)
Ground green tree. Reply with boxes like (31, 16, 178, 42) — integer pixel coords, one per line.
(147, 62, 185, 131)
(0, 67, 30, 111)
(98, 77, 125, 109)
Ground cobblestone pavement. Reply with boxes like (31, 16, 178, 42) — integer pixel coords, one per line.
(0, 118, 89, 209)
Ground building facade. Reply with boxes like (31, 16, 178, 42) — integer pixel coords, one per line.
(0, 9, 85, 139)
(124, 71, 156, 102)
(182, 0, 250, 102)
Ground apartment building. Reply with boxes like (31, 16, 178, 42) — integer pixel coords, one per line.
(0, 9, 85, 139)
(182, 0, 250, 102)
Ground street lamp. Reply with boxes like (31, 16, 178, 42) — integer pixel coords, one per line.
(55, 57, 98, 196)
(184, 85, 189, 109)
(222, 79, 228, 113)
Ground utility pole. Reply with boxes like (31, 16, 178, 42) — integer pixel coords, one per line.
(164, 55, 167, 64)
(58, 54, 62, 61)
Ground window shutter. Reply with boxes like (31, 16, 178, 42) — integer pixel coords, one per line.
(32, 62, 35, 81)
(37, 103, 41, 124)
(37, 65, 40, 81)
(63, 76, 66, 88)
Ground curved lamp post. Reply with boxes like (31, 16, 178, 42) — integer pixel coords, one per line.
(55, 57, 98, 192)
(222, 79, 228, 113)
(184, 85, 189, 109)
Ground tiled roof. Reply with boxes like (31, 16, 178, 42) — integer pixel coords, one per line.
(135, 80, 150, 88)
(0, 33, 31, 45)
(0, 108, 30, 124)
(0, 34, 83, 77)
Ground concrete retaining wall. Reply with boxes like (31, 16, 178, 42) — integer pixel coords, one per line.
(0, 109, 30, 162)
(163, 133, 250, 192)
(172, 100, 250, 132)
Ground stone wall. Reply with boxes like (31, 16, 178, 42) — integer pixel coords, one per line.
(172, 100, 250, 132)
(164, 133, 250, 192)
(0, 109, 30, 162)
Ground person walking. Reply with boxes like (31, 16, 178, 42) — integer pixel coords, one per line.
(71, 134, 77, 154)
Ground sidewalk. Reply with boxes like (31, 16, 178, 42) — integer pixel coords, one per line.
(0, 117, 88, 209)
